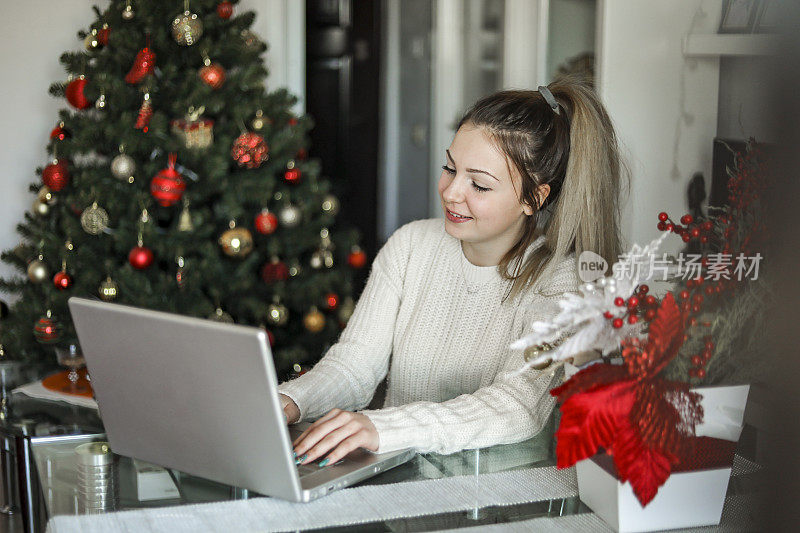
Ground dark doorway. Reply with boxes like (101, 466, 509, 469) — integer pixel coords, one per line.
(305, 0, 381, 289)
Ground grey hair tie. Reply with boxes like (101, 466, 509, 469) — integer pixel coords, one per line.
(538, 85, 560, 115)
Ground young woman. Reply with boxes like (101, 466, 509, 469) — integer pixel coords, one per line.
(279, 77, 624, 468)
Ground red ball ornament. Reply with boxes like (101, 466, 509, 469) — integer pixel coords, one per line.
(261, 259, 289, 284)
(217, 1, 234, 19)
(681, 233, 691, 243)
(679, 290, 690, 300)
(231, 132, 269, 168)
(325, 293, 339, 310)
(614, 297, 625, 307)
(284, 168, 301, 184)
(129, 246, 154, 269)
(603, 311, 613, 319)
(696, 368, 706, 379)
(150, 153, 186, 207)
(612, 318, 624, 329)
(627, 314, 638, 324)
(644, 309, 656, 321)
(638, 284, 649, 294)
(627, 296, 639, 308)
(658, 212, 669, 222)
(199, 62, 226, 89)
(254, 210, 278, 235)
(65, 77, 92, 109)
(657, 221, 666, 231)
(125, 47, 156, 84)
(680, 214, 694, 225)
(42, 160, 70, 191)
(34, 315, 60, 344)
(50, 122, 70, 141)
(347, 246, 367, 269)
(53, 271, 72, 290)
(645, 295, 657, 306)
(691, 355, 702, 366)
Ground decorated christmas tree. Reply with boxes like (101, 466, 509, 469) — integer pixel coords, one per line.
(0, 0, 366, 377)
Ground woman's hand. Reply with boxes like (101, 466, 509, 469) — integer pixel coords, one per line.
(280, 393, 300, 424)
(293, 408, 379, 465)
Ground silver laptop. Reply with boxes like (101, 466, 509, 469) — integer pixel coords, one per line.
(67, 297, 414, 502)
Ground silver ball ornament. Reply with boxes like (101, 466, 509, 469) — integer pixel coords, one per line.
(278, 204, 302, 228)
(111, 154, 135, 180)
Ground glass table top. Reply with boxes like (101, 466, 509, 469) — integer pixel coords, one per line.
(22, 396, 761, 532)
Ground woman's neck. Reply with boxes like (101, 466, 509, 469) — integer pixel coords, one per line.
(460, 225, 544, 267)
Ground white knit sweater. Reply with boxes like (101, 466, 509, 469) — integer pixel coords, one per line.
(278, 219, 580, 455)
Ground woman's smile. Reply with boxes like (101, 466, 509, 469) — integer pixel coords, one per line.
(445, 208, 472, 223)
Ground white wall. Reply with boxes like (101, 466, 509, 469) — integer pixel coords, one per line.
(546, 0, 595, 81)
(596, 0, 722, 254)
(0, 0, 302, 301)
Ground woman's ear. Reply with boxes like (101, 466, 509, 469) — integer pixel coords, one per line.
(524, 184, 550, 215)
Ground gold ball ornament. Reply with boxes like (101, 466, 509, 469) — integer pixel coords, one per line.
(32, 198, 50, 216)
(84, 30, 100, 51)
(80, 202, 110, 235)
(278, 204, 302, 228)
(27, 257, 48, 283)
(219, 226, 254, 258)
(303, 307, 325, 333)
(111, 154, 135, 180)
(172, 10, 203, 46)
(208, 307, 234, 323)
(321, 194, 340, 216)
(251, 109, 269, 131)
(266, 302, 289, 326)
(38, 186, 56, 205)
(98, 276, 118, 301)
(122, 1, 135, 20)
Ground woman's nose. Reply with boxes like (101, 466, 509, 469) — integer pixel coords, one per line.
(441, 176, 466, 203)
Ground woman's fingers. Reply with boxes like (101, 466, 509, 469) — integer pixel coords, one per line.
(294, 409, 354, 453)
(293, 408, 342, 447)
(322, 431, 369, 465)
(298, 421, 361, 464)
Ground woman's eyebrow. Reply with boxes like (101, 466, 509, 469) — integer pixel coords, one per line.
(446, 149, 499, 181)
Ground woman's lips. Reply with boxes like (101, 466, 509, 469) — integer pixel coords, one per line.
(445, 208, 472, 223)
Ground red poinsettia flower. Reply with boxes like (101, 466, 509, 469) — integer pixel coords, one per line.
(550, 292, 704, 506)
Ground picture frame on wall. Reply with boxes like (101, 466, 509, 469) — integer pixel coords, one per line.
(718, 0, 761, 33)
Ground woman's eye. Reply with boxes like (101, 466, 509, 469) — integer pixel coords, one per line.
(471, 182, 491, 193)
(441, 165, 455, 174)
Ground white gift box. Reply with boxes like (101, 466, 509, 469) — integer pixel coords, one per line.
(574, 383, 750, 533)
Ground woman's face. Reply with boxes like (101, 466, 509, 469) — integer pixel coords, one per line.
(437, 124, 534, 263)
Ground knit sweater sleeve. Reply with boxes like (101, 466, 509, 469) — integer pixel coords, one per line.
(360, 264, 580, 455)
(277, 222, 415, 421)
